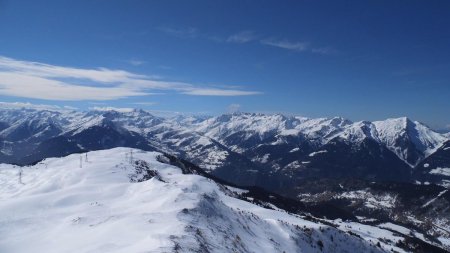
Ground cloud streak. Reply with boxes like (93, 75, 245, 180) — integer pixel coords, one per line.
(226, 35, 335, 55)
(227, 103, 241, 113)
(182, 88, 261, 96)
(0, 56, 261, 101)
(227, 31, 257, 43)
(89, 106, 137, 113)
(261, 38, 336, 54)
(0, 101, 77, 111)
(156, 26, 335, 55)
(132, 102, 157, 106)
(157, 26, 198, 39)
(128, 59, 146, 66)
(261, 39, 309, 52)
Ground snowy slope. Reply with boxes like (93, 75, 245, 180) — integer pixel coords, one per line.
(0, 109, 64, 141)
(0, 148, 396, 253)
(327, 121, 379, 143)
(373, 118, 447, 166)
(193, 113, 352, 145)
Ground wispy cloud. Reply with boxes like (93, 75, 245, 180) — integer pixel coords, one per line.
(227, 103, 241, 113)
(261, 38, 309, 52)
(157, 26, 198, 39)
(156, 26, 335, 55)
(132, 102, 157, 106)
(127, 59, 146, 66)
(158, 65, 172, 70)
(182, 88, 261, 96)
(0, 102, 77, 111)
(89, 106, 136, 113)
(261, 38, 336, 55)
(0, 56, 261, 101)
(227, 31, 257, 43)
(0, 72, 145, 100)
(88, 102, 107, 105)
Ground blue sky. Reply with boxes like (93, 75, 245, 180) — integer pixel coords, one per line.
(0, 0, 449, 129)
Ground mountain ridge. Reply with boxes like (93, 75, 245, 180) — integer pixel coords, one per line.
(1, 148, 446, 252)
(1, 107, 448, 182)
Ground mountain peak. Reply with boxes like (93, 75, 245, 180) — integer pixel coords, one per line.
(378, 116, 410, 127)
(373, 117, 446, 166)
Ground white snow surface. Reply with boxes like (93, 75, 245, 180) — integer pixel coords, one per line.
(378, 223, 411, 235)
(328, 121, 379, 143)
(373, 117, 447, 166)
(422, 190, 448, 208)
(193, 113, 353, 144)
(309, 150, 328, 157)
(336, 191, 397, 209)
(333, 220, 408, 253)
(0, 148, 386, 253)
(429, 167, 450, 177)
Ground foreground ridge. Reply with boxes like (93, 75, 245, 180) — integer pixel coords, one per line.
(1, 148, 442, 253)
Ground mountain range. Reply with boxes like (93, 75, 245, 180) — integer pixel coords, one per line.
(1, 106, 450, 251)
(1, 107, 448, 187)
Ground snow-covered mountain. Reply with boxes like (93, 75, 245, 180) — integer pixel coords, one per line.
(188, 112, 447, 185)
(444, 132, 450, 139)
(0, 108, 448, 186)
(0, 148, 445, 253)
(415, 140, 450, 187)
(0, 108, 251, 175)
(373, 117, 447, 167)
(192, 113, 446, 166)
(193, 113, 353, 149)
